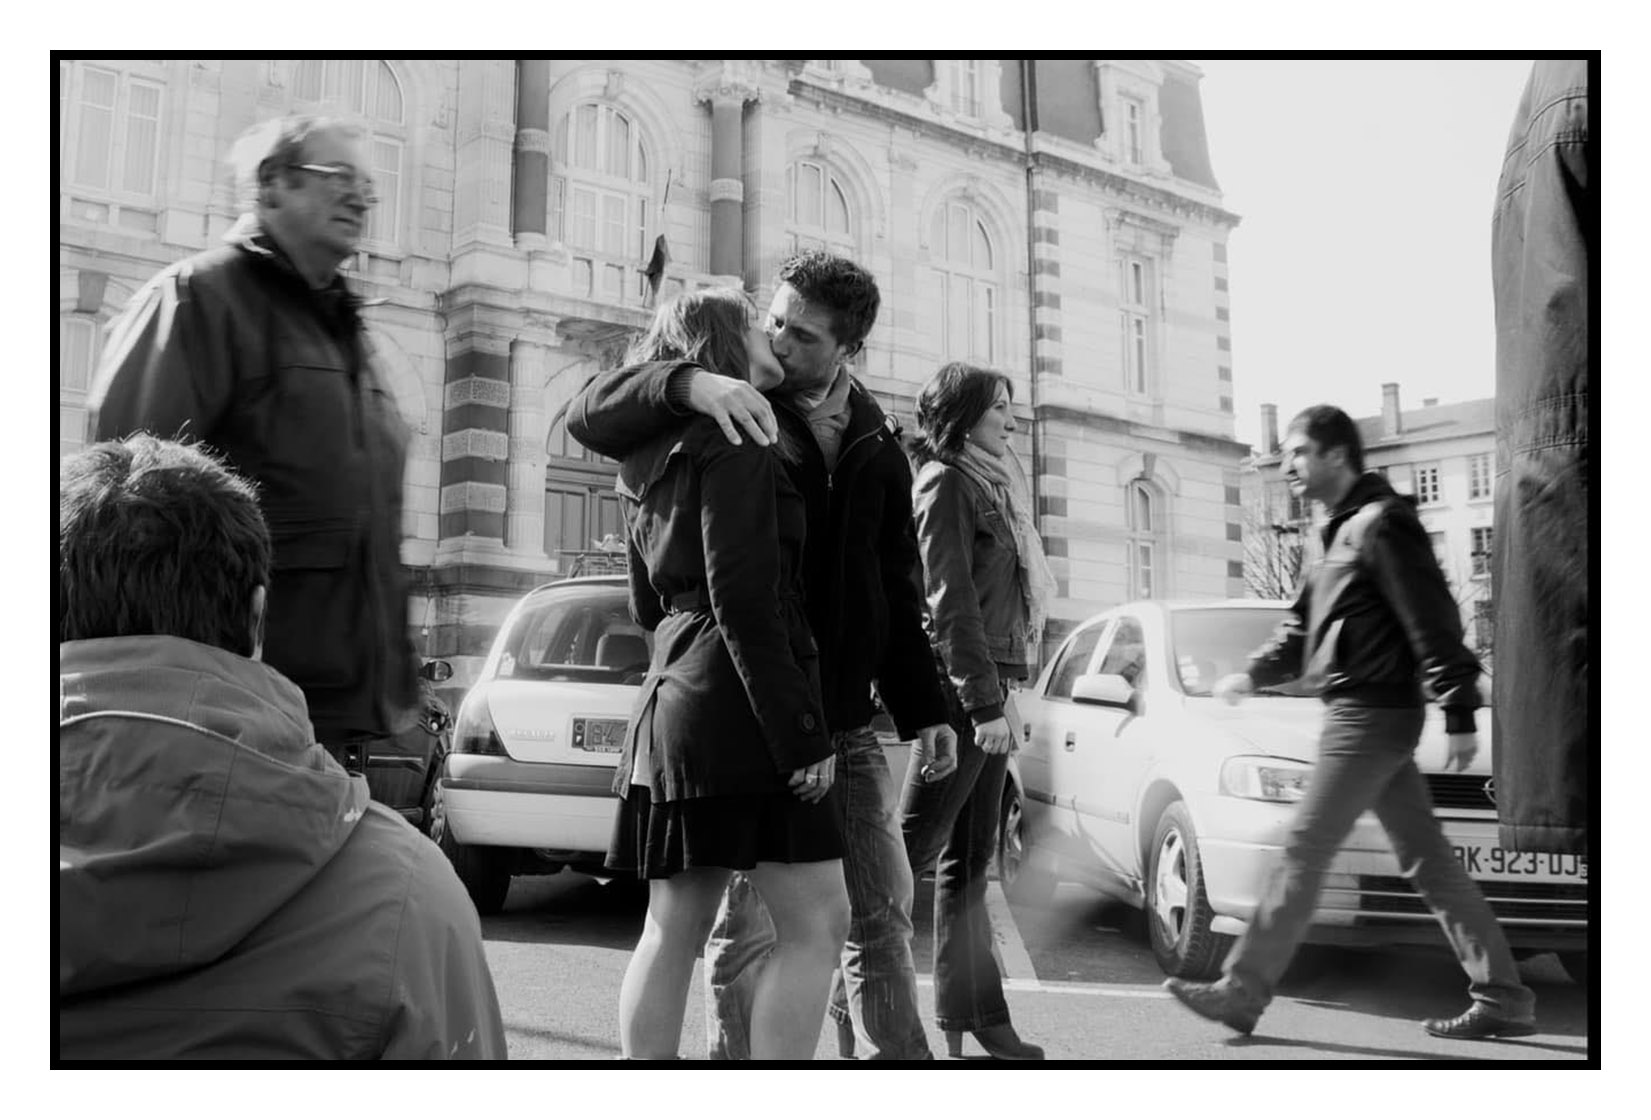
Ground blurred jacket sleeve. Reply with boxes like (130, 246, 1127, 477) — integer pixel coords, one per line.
(1245, 582, 1309, 689)
(87, 265, 236, 445)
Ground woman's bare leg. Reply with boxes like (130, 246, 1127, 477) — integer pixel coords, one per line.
(617, 866, 732, 1059)
(744, 859, 852, 1060)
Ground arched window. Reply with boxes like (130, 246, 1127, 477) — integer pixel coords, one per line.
(930, 198, 999, 364)
(292, 60, 406, 248)
(551, 103, 652, 303)
(60, 315, 98, 393)
(786, 159, 854, 256)
(1126, 480, 1162, 600)
(543, 412, 623, 565)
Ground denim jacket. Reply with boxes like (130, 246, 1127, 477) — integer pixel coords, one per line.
(1490, 59, 1591, 855)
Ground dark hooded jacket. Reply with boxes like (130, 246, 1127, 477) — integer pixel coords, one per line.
(1490, 59, 1591, 855)
(1246, 472, 1482, 730)
(568, 362, 950, 741)
(59, 636, 507, 1061)
(86, 218, 418, 743)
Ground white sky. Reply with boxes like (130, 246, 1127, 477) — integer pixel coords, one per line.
(1194, 58, 1537, 451)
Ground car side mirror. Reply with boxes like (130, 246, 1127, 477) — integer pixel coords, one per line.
(420, 659, 453, 683)
(1072, 672, 1137, 712)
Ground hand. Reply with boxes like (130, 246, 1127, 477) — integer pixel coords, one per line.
(788, 754, 835, 803)
(1212, 673, 1254, 706)
(974, 715, 1016, 756)
(914, 723, 958, 783)
(1445, 732, 1478, 773)
(687, 369, 777, 448)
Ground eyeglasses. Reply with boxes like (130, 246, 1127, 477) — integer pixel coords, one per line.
(293, 163, 379, 206)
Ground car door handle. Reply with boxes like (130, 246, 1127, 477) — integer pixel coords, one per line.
(1064, 731, 1076, 752)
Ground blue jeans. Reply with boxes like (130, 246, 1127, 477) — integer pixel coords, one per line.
(704, 726, 930, 1060)
(1225, 702, 1536, 1018)
(900, 697, 1012, 1033)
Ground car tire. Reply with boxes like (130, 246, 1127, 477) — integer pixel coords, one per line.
(427, 779, 511, 916)
(997, 787, 1056, 908)
(1558, 951, 1588, 986)
(1146, 800, 1231, 980)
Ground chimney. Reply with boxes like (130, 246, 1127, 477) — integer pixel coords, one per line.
(1260, 403, 1279, 454)
(1381, 382, 1402, 437)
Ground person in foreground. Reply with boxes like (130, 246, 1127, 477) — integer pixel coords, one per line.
(1163, 406, 1537, 1042)
(905, 363, 1051, 1061)
(604, 289, 851, 1061)
(58, 435, 507, 1061)
(570, 251, 955, 1061)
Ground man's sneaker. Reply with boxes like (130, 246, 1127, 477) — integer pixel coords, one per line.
(1422, 1004, 1537, 1040)
(1163, 977, 1264, 1035)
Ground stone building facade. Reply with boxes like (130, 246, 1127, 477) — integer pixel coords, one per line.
(1244, 385, 1497, 658)
(58, 58, 1248, 687)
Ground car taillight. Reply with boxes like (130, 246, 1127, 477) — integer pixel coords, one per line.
(451, 697, 507, 756)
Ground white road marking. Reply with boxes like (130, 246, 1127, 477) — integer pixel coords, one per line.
(985, 880, 1041, 989)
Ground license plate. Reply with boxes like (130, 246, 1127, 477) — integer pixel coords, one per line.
(1452, 843, 1587, 882)
(572, 716, 627, 753)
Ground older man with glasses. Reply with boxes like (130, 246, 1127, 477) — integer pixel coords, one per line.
(89, 115, 421, 797)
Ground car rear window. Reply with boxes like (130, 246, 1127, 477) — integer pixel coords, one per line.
(496, 584, 654, 685)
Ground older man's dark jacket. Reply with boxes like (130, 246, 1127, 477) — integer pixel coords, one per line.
(568, 363, 950, 741)
(87, 219, 418, 742)
(1490, 59, 1591, 855)
(1246, 473, 1482, 731)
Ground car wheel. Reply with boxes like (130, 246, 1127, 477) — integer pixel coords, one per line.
(1146, 801, 1231, 980)
(428, 780, 511, 916)
(997, 787, 1055, 908)
(1558, 951, 1588, 986)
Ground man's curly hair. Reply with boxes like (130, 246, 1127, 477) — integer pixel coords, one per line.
(776, 249, 881, 351)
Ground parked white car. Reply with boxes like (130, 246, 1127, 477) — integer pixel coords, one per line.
(999, 599, 1588, 981)
(430, 575, 649, 914)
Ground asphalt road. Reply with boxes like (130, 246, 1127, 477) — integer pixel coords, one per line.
(479, 869, 1592, 1064)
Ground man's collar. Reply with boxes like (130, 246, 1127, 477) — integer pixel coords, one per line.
(225, 213, 351, 296)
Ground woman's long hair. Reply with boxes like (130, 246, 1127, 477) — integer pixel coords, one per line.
(624, 286, 799, 461)
(625, 286, 755, 380)
(910, 361, 1013, 465)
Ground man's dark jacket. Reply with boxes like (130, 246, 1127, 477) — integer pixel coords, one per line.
(87, 219, 418, 742)
(568, 362, 950, 740)
(1247, 472, 1482, 731)
(1489, 60, 1591, 855)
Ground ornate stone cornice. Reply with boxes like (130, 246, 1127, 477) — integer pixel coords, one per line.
(693, 60, 764, 107)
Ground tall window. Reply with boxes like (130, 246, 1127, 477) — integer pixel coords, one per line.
(1468, 452, 1492, 500)
(1412, 463, 1441, 505)
(1122, 96, 1144, 165)
(292, 60, 406, 247)
(930, 199, 999, 363)
(786, 160, 854, 256)
(60, 315, 98, 392)
(947, 60, 983, 117)
(62, 62, 164, 199)
(1120, 256, 1155, 394)
(552, 103, 652, 303)
(1127, 480, 1160, 600)
(1471, 526, 1493, 577)
(544, 413, 623, 561)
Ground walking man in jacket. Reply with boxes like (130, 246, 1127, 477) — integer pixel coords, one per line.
(568, 250, 957, 1060)
(88, 114, 419, 784)
(1164, 405, 1538, 1041)
(59, 435, 507, 1060)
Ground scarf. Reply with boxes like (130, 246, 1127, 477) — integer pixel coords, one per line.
(952, 442, 1056, 653)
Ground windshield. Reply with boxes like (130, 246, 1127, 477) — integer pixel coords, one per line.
(1169, 607, 1296, 697)
(494, 583, 653, 685)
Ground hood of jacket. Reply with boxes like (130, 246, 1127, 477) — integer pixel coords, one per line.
(59, 635, 369, 997)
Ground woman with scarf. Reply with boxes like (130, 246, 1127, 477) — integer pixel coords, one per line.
(905, 362, 1053, 1062)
